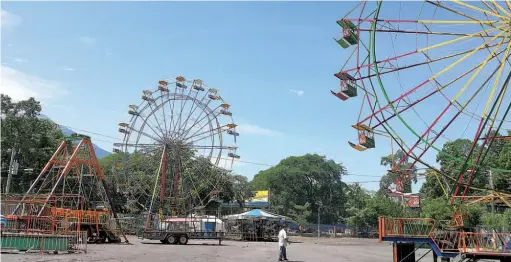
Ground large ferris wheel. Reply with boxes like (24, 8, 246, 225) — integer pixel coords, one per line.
(113, 77, 240, 216)
(332, 1, 511, 204)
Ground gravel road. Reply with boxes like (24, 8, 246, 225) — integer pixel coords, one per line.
(1, 236, 432, 262)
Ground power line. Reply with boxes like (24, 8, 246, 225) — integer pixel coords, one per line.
(53, 123, 400, 178)
(58, 124, 123, 142)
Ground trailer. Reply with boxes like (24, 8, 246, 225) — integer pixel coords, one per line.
(139, 215, 225, 245)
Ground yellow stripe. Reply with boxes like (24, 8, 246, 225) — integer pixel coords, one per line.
(450, 37, 507, 103)
(482, 40, 511, 117)
(418, 24, 504, 53)
(433, 171, 449, 199)
(452, 0, 509, 20)
(417, 20, 500, 24)
(428, 30, 507, 81)
(490, 0, 511, 17)
(506, 0, 511, 13)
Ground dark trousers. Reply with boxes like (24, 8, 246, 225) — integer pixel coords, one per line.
(279, 246, 287, 260)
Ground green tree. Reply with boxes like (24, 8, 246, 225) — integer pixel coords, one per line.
(420, 169, 449, 199)
(420, 198, 453, 220)
(255, 154, 347, 225)
(379, 150, 417, 193)
(225, 174, 254, 208)
(1, 95, 64, 193)
(347, 192, 406, 231)
(288, 202, 312, 227)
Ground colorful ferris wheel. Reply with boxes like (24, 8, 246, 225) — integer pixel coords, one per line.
(113, 77, 240, 216)
(332, 1, 511, 203)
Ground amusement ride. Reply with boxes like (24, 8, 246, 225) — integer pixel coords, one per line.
(113, 77, 239, 243)
(333, 1, 511, 261)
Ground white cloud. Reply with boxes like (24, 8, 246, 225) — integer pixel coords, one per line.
(1, 9, 22, 30)
(5, 57, 27, 63)
(60, 66, 76, 72)
(236, 124, 282, 136)
(289, 89, 304, 96)
(1, 65, 68, 102)
(79, 36, 96, 46)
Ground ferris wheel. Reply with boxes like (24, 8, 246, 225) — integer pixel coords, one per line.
(332, 1, 511, 201)
(113, 76, 240, 214)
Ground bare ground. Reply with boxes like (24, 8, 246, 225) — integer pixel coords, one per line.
(1, 235, 435, 262)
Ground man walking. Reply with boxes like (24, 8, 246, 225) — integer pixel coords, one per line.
(278, 224, 289, 261)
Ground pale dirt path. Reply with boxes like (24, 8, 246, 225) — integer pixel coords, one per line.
(1, 236, 416, 262)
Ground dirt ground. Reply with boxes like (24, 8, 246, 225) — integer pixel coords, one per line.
(1, 235, 435, 262)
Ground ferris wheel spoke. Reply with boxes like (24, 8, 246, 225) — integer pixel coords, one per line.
(145, 101, 168, 140)
(132, 113, 166, 142)
(482, 1, 500, 16)
(451, 0, 508, 20)
(456, 83, 511, 199)
(186, 158, 224, 196)
(372, 48, 506, 130)
(155, 92, 170, 141)
(180, 89, 212, 136)
(186, 129, 228, 146)
(353, 41, 506, 81)
(167, 85, 181, 139)
(360, 28, 507, 38)
(357, 45, 504, 126)
(188, 145, 236, 150)
(175, 85, 203, 138)
(482, 42, 511, 118)
(396, 61, 504, 172)
(183, 113, 223, 142)
(176, 91, 200, 137)
(115, 143, 161, 148)
(173, 82, 196, 138)
(180, 105, 221, 139)
(374, 42, 508, 177)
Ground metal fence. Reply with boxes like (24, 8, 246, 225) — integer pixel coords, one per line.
(1, 230, 87, 254)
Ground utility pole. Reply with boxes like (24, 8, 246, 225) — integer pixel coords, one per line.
(317, 201, 322, 239)
(6, 147, 18, 194)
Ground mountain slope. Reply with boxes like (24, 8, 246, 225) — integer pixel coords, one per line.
(40, 115, 111, 159)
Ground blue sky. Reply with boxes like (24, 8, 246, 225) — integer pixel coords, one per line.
(2, 1, 508, 192)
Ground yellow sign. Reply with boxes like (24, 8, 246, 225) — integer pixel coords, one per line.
(250, 190, 269, 202)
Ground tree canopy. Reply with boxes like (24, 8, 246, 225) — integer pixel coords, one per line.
(1, 95, 64, 193)
(250, 154, 347, 225)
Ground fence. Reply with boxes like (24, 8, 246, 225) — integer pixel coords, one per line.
(379, 217, 436, 238)
(458, 232, 511, 254)
(378, 216, 511, 256)
(1, 216, 87, 253)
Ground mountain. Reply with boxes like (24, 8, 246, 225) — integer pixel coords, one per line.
(40, 115, 111, 159)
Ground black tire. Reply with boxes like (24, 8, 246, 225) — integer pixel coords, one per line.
(178, 235, 189, 245)
(167, 234, 178, 244)
(160, 239, 169, 244)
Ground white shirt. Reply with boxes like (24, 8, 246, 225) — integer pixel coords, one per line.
(278, 229, 288, 247)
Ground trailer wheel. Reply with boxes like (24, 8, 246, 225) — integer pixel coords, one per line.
(167, 234, 178, 244)
(178, 235, 188, 245)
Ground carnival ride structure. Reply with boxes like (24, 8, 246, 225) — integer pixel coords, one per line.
(113, 77, 240, 245)
(333, 1, 511, 261)
(2, 134, 128, 252)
